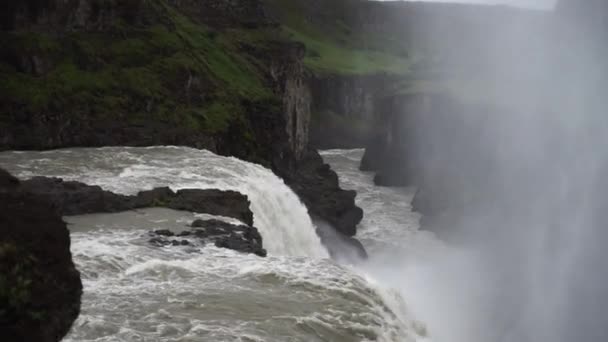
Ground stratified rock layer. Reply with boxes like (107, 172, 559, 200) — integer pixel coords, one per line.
(20, 177, 254, 226)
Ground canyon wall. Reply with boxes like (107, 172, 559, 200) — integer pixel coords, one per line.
(0, 0, 363, 237)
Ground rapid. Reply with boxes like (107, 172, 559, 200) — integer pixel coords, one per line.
(0, 146, 435, 342)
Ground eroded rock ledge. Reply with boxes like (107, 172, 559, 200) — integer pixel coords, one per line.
(149, 219, 267, 257)
(17, 175, 269, 256)
(0, 169, 82, 342)
(20, 177, 254, 226)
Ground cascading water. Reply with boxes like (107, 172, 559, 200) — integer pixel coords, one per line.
(0, 146, 326, 257)
(0, 146, 427, 342)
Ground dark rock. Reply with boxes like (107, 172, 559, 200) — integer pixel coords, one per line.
(153, 230, 174, 237)
(0, 169, 20, 189)
(171, 189, 253, 226)
(280, 150, 363, 237)
(215, 238, 267, 257)
(373, 171, 410, 187)
(315, 220, 368, 262)
(0, 169, 82, 342)
(148, 219, 266, 257)
(170, 240, 191, 246)
(148, 237, 170, 247)
(20, 177, 133, 215)
(19, 177, 253, 225)
(308, 74, 401, 150)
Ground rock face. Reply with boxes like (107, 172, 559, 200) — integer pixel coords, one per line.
(0, 0, 364, 242)
(309, 74, 399, 149)
(284, 151, 363, 237)
(269, 42, 312, 161)
(148, 219, 267, 257)
(20, 177, 254, 225)
(360, 92, 502, 221)
(0, 169, 82, 342)
(263, 39, 365, 237)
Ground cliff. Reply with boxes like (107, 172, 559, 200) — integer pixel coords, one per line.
(0, 0, 363, 237)
(359, 1, 608, 239)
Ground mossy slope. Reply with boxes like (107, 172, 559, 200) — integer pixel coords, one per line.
(264, 0, 413, 76)
(0, 0, 280, 155)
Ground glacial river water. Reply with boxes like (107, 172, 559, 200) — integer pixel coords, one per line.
(0, 147, 441, 342)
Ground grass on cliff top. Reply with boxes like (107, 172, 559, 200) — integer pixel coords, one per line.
(265, 0, 412, 75)
(284, 27, 411, 75)
(0, 0, 274, 134)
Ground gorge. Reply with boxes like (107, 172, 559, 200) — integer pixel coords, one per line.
(1, 0, 607, 341)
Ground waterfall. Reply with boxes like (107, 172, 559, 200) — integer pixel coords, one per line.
(0, 146, 328, 257)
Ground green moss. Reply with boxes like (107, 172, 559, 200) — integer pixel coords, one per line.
(198, 101, 240, 133)
(285, 27, 411, 75)
(0, 243, 45, 323)
(265, 0, 412, 76)
(151, 0, 269, 98)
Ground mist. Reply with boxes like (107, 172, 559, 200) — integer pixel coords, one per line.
(362, 1, 608, 341)
(378, 0, 557, 10)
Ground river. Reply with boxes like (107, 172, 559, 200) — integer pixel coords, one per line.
(0, 147, 435, 342)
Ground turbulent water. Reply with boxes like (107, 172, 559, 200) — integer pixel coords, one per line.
(0, 147, 433, 342)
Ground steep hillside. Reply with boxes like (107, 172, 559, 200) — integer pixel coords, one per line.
(0, 0, 363, 238)
(264, 0, 548, 148)
(0, 0, 281, 161)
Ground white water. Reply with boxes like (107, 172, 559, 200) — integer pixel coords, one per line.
(0, 146, 327, 257)
(321, 149, 476, 342)
(0, 146, 434, 341)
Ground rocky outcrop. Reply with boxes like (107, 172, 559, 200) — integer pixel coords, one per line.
(268, 42, 312, 161)
(16, 173, 268, 256)
(309, 74, 400, 149)
(0, 169, 82, 342)
(20, 177, 254, 225)
(283, 151, 363, 237)
(149, 219, 267, 257)
(260, 39, 364, 238)
(357, 87, 504, 237)
(359, 93, 430, 187)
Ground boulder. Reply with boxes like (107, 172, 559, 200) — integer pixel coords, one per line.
(282, 150, 363, 237)
(148, 219, 267, 257)
(0, 169, 82, 342)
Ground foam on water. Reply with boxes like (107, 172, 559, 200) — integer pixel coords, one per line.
(0, 147, 431, 341)
(0, 146, 327, 257)
(320, 149, 434, 254)
(62, 214, 419, 341)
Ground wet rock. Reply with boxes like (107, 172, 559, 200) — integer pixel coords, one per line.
(281, 150, 363, 237)
(0, 169, 82, 342)
(170, 189, 253, 226)
(148, 219, 266, 257)
(315, 220, 368, 261)
(20, 177, 253, 225)
(153, 230, 174, 237)
(148, 237, 169, 247)
(0, 168, 20, 189)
